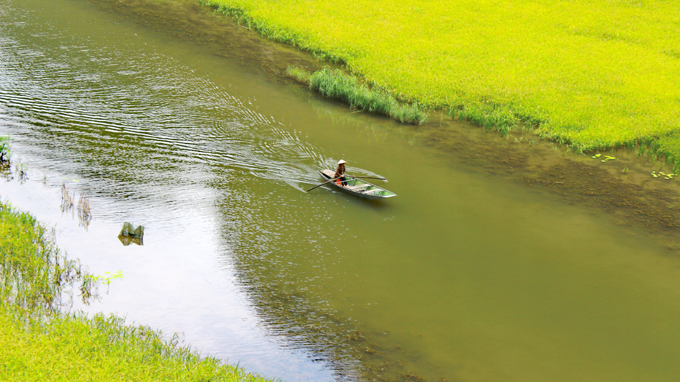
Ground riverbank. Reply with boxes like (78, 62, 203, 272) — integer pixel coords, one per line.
(0, 202, 272, 382)
(201, 0, 680, 168)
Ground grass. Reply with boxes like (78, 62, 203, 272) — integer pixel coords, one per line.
(200, 0, 680, 168)
(0, 203, 82, 311)
(287, 66, 427, 124)
(0, 307, 269, 381)
(0, 202, 274, 382)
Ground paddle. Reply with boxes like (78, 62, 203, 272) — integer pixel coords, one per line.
(306, 177, 340, 192)
(350, 175, 387, 181)
(307, 175, 387, 192)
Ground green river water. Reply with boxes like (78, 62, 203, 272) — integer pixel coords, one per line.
(1, 0, 679, 381)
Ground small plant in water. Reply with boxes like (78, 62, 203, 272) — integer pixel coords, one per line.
(77, 195, 92, 229)
(0, 135, 10, 165)
(651, 170, 675, 179)
(61, 183, 74, 213)
(99, 270, 123, 285)
(591, 153, 616, 162)
(15, 163, 27, 183)
(85, 270, 123, 294)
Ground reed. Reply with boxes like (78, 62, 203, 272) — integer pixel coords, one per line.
(77, 194, 92, 229)
(0, 135, 9, 164)
(202, 0, 680, 167)
(15, 163, 27, 182)
(0, 202, 85, 311)
(289, 66, 427, 124)
(286, 65, 311, 83)
(60, 183, 74, 213)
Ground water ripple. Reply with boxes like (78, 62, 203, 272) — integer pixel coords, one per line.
(0, 22, 341, 203)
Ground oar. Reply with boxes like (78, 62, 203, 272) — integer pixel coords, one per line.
(351, 175, 387, 181)
(306, 177, 340, 192)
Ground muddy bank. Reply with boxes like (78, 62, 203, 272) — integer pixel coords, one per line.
(86, 0, 325, 78)
(418, 119, 680, 242)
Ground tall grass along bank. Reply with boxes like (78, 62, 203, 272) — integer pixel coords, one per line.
(202, 0, 680, 168)
(288, 66, 427, 124)
(0, 203, 83, 312)
(0, 202, 273, 382)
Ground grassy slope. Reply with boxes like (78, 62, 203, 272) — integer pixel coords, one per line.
(0, 309, 270, 382)
(0, 203, 272, 382)
(203, 0, 680, 165)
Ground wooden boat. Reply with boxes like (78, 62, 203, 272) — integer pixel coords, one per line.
(319, 170, 397, 200)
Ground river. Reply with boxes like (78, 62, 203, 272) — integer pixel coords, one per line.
(1, 0, 680, 381)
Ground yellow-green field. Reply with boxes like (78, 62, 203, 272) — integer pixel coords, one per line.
(201, 0, 680, 165)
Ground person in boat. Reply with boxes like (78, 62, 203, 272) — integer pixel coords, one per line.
(334, 159, 349, 187)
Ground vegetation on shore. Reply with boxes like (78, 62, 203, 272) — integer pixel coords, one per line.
(287, 66, 427, 124)
(0, 202, 272, 382)
(201, 0, 680, 168)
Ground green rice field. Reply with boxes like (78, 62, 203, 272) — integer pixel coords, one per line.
(202, 0, 680, 166)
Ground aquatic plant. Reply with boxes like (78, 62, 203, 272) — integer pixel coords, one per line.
(651, 171, 675, 180)
(77, 194, 92, 229)
(15, 163, 27, 182)
(592, 154, 616, 163)
(288, 66, 427, 124)
(0, 136, 10, 164)
(286, 65, 311, 83)
(84, 270, 123, 295)
(61, 183, 74, 213)
(203, 0, 680, 166)
(85, 270, 123, 286)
